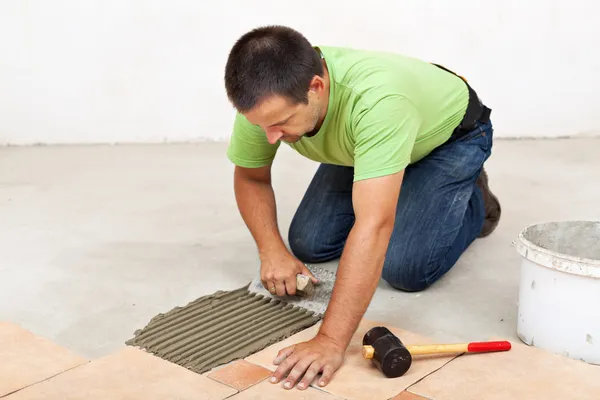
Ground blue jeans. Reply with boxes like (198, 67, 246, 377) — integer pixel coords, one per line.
(287, 120, 494, 292)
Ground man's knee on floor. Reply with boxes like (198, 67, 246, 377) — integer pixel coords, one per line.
(288, 232, 319, 263)
(287, 220, 328, 263)
(381, 257, 434, 292)
(288, 222, 342, 264)
(287, 214, 313, 262)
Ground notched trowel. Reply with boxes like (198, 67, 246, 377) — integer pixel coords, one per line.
(247, 264, 337, 317)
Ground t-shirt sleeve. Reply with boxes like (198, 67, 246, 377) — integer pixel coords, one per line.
(226, 112, 281, 168)
(352, 96, 422, 181)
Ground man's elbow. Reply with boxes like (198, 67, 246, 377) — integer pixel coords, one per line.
(355, 213, 396, 239)
(234, 164, 272, 184)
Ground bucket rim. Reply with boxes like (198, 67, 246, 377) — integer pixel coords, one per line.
(516, 220, 600, 279)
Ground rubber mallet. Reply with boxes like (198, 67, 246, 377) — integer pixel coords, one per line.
(362, 326, 511, 378)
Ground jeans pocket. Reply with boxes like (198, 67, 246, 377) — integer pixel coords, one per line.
(457, 121, 492, 150)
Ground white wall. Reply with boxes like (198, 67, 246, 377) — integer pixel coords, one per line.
(1, 0, 598, 145)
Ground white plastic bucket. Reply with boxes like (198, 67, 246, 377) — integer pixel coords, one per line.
(516, 220, 600, 365)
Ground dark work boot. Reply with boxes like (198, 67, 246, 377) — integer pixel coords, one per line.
(476, 167, 501, 237)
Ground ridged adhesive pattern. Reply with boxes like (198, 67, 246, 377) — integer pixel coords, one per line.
(126, 285, 321, 374)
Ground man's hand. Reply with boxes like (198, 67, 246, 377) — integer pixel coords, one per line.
(260, 250, 318, 296)
(269, 333, 345, 390)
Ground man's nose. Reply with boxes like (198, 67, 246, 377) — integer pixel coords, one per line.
(265, 128, 283, 144)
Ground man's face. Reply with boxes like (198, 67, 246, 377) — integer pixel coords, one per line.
(244, 92, 322, 144)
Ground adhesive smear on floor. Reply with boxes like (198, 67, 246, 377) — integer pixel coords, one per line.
(126, 285, 321, 374)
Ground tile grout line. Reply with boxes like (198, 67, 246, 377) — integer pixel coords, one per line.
(308, 383, 346, 398)
(402, 352, 467, 399)
(206, 373, 270, 393)
(0, 360, 92, 398)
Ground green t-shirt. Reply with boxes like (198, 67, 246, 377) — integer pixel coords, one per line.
(226, 45, 469, 181)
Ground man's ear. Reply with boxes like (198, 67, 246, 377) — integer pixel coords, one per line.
(308, 75, 325, 93)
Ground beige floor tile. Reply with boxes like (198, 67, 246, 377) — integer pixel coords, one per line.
(227, 378, 343, 399)
(391, 391, 431, 400)
(7, 347, 237, 399)
(245, 319, 457, 400)
(408, 337, 600, 400)
(206, 359, 271, 391)
(0, 322, 88, 397)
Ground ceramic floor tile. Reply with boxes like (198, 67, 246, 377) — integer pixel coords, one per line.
(0, 322, 88, 397)
(391, 391, 431, 400)
(6, 347, 237, 400)
(206, 359, 272, 391)
(408, 337, 600, 400)
(227, 378, 343, 399)
(245, 319, 458, 400)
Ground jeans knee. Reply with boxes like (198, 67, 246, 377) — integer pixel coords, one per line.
(288, 230, 318, 264)
(383, 274, 431, 292)
(288, 220, 343, 264)
(381, 257, 433, 292)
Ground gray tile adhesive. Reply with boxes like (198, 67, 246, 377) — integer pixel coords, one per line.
(125, 284, 322, 374)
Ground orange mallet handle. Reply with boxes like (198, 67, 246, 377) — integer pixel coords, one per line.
(405, 341, 511, 356)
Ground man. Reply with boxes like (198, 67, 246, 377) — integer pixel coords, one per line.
(223, 25, 501, 390)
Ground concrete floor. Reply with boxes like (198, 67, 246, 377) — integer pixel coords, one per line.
(1, 138, 599, 360)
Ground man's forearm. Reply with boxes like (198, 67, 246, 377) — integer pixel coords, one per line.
(318, 219, 394, 349)
(234, 171, 287, 257)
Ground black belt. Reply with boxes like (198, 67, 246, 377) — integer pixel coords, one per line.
(432, 63, 491, 134)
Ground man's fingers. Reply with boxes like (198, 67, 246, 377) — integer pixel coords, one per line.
(282, 356, 315, 389)
(260, 272, 268, 290)
(275, 280, 286, 297)
(318, 365, 335, 387)
(284, 276, 296, 296)
(270, 352, 298, 383)
(297, 361, 322, 390)
(273, 345, 295, 365)
(301, 265, 319, 283)
(266, 280, 276, 294)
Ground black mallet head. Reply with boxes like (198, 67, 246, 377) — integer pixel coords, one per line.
(362, 326, 412, 378)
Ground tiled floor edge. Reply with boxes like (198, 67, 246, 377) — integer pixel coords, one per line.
(0, 360, 91, 399)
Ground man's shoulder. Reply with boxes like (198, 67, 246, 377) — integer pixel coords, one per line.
(321, 45, 468, 127)
(317, 45, 416, 64)
(319, 45, 433, 81)
(321, 45, 462, 93)
(321, 46, 439, 106)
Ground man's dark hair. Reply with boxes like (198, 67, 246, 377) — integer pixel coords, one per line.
(224, 25, 324, 112)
